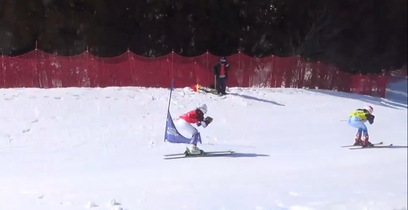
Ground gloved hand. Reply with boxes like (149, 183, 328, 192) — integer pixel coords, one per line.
(204, 116, 213, 125)
(368, 115, 375, 124)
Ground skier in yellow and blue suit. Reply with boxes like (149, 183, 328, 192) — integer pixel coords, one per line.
(348, 105, 375, 147)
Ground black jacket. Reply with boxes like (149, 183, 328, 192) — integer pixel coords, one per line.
(212, 62, 230, 78)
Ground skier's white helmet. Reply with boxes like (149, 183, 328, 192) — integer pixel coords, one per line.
(196, 103, 208, 114)
(365, 105, 373, 114)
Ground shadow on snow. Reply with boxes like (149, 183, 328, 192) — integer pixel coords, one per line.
(387, 145, 408, 149)
(165, 152, 270, 160)
(305, 88, 407, 110)
(227, 152, 270, 158)
(191, 152, 270, 158)
(228, 92, 285, 106)
(304, 77, 407, 110)
(351, 145, 408, 150)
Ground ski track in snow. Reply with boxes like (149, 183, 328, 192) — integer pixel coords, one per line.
(0, 86, 407, 210)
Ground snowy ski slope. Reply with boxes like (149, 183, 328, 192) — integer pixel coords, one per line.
(0, 81, 407, 210)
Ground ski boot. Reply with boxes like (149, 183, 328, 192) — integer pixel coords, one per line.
(361, 135, 374, 147)
(184, 145, 204, 155)
(353, 134, 362, 146)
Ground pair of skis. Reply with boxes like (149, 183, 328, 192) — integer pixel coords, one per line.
(342, 141, 394, 150)
(164, 150, 234, 159)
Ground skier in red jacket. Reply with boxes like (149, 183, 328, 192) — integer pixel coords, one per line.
(173, 103, 213, 154)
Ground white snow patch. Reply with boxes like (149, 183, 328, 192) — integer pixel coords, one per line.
(0, 85, 406, 210)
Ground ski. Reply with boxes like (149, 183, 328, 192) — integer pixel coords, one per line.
(349, 144, 394, 150)
(164, 150, 234, 159)
(341, 142, 383, 148)
(197, 86, 228, 97)
(164, 150, 234, 156)
(198, 87, 218, 94)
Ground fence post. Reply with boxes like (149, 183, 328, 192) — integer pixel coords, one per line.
(171, 50, 174, 87)
(35, 40, 40, 88)
(206, 50, 209, 86)
(270, 54, 274, 88)
(1, 53, 4, 87)
(85, 46, 90, 87)
(126, 47, 134, 85)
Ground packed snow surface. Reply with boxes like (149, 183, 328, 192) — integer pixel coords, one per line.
(0, 84, 406, 210)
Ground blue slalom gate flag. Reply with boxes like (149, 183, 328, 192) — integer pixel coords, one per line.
(164, 110, 193, 144)
(163, 79, 193, 144)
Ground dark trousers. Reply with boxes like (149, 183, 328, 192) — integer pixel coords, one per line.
(215, 77, 227, 94)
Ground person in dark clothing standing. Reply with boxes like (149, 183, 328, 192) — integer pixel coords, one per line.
(212, 57, 230, 95)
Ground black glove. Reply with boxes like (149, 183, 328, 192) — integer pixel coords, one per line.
(368, 115, 375, 124)
(204, 116, 213, 125)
